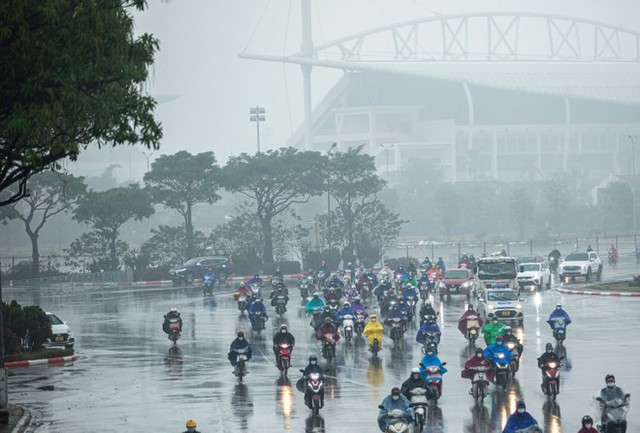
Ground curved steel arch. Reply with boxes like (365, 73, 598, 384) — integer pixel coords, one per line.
(311, 12, 640, 62)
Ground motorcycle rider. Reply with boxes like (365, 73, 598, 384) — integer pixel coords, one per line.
(537, 343, 561, 392)
(407, 262, 417, 274)
(305, 292, 325, 314)
(435, 257, 446, 273)
(318, 260, 329, 275)
(608, 244, 618, 260)
(248, 298, 268, 329)
(547, 303, 571, 335)
(502, 326, 524, 356)
(401, 367, 437, 400)
(228, 331, 252, 374)
(416, 315, 441, 346)
(587, 245, 594, 252)
(234, 282, 252, 300)
(457, 304, 483, 335)
(419, 343, 447, 378)
(336, 301, 355, 322)
(301, 355, 325, 407)
(328, 275, 345, 291)
(325, 285, 341, 303)
(481, 317, 506, 345)
(363, 314, 384, 351)
(419, 300, 437, 321)
(426, 264, 442, 281)
(384, 304, 407, 333)
(548, 248, 561, 263)
(245, 273, 264, 287)
(270, 282, 289, 307)
(315, 317, 340, 342)
(461, 347, 495, 391)
(202, 267, 219, 294)
(314, 306, 337, 330)
(183, 419, 200, 433)
(351, 296, 368, 316)
(502, 401, 540, 433)
(377, 387, 414, 432)
(273, 266, 284, 280)
(402, 282, 419, 300)
(483, 336, 513, 374)
(598, 374, 630, 428)
(163, 307, 182, 334)
(354, 264, 366, 280)
(577, 415, 598, 433)
(273, 324, 295, 368)
(421, 256, 432, 269)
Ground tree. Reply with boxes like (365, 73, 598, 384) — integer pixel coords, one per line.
(599, 181, 634, 233)
(544, 175, 572, 234)
(509, 188, 534, 240)
(2, 172, 86, 274)
(72, 185, 154, 270)
(144, 151, 220, 259)
(140, 225, 206, 267)
(220, 148, 324, 264)
(65, 231, 131, 273)
(0, 1, 161, 206)
(434, 185, 460, 240)
(327, 145, 385, 262)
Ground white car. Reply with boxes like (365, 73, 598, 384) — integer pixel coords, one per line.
(517, 262, 551, 292)
(558, 251, 602, 282)
(477, 288, 524, 325)
(43, 312, 75, 350)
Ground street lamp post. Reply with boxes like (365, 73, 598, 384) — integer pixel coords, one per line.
(379, 143, 393, 183)
(630, 135, 638, 234)
(249, 106, 266, 152)
(327, 143, 337, 248)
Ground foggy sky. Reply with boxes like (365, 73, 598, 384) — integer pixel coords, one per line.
(70, 0, 640, 182)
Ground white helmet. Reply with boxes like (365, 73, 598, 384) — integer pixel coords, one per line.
(170, 307, 177, 312)
(411, 367, 420, 374)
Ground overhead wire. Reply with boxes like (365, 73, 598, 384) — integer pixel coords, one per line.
(242, 0, 273, 53)
(282, 0, 294, 135)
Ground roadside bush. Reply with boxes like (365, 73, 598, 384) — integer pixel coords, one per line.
(23, 305, 52, 350)
(135, 264, 172, 282)
(384, 257, 420, 270)
(302, 247, 341, 272)
(2, 301, 50, 355)
(5, 261, 62, 280)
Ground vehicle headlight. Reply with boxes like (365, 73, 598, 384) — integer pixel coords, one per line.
(516, 303, 522, 309)
(488, 305, 495, 310)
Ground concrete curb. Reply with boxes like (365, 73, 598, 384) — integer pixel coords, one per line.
(5, 354, 79, 369)
(10, 406, 31, 433)
(71, 274, 305, 288)
(555, 287, 640, 297)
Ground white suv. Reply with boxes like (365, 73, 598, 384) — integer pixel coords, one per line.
(517, 262, 551, 292)
(43, 313, 75, 350)
(558, 251, 602, 283)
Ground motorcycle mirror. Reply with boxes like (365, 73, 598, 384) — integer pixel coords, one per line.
(519, 298, 524, 302)
(299, 369, 305, 373)
(560, 356, 565, 360)
(478, 298, 484, 302)
(442, 362, 447, 366)
(378, 405, 385, 410)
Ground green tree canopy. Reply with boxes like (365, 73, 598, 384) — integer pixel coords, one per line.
(0, 0, 162, 206)
(65, 231, 131, 273)
(2, 172, 86, 274)
(327, 145, 385, 261)
(599, 181, 634, 233)
(144, 151, 220, 259)
(220, 147, 324, 264)
(72, 185, 154, 270)
(140, 225, 206, 267)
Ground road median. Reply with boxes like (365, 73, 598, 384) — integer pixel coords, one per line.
(556, 280, 640, 297)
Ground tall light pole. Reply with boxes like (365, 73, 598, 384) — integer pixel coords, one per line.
(327, 142, 337, 248)
(249, 106, 266, 152)
(379, 143, 394, 184)
(630, 135, 638, 234)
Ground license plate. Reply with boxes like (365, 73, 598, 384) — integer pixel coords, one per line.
(499, 311, 510, 317)
(237, 354, 247, 361)
(55, 336, 64, 342)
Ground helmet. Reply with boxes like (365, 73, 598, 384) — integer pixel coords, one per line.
(240, 282, 246, 287)
(605, 374, 616, 382)
(280, 324, 287, 332)
(237, 332, 245, 338)
(324, 317, 333, 324)
(309, 355, 317, 363)
(354, 296, 361, 302)
(475, 347, 483, 356)
(186, 420, 197, 428)
(313, 292, 319, 297)
(425, 344, 435, 354)
(516, 400, 526, 410)
(411, 367, 420, 374)
(495, 335, 503, 343)
(581, 415, 593, 427)
(206, 267, 213, 272)
(504, 326, 513, 334)
(170, 307, 177, 312)
(468, 304, 474, 311)
(343, 302, 350, 308)
(556, 303, 562, 310)
(425, 300, 432, 306)
(391, 387, 401, 396)
(545, 342, 553, 352)
(492, 317, 498, 323)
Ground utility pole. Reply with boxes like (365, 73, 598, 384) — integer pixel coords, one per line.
(301, 0, 313, 150)
(327, 143, 337, 248)
(249, 106, 266, 152)
(630, 135, 638, 234)
(0, 259, 7, 423)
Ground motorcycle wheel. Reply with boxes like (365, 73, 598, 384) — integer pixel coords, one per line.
(313, 398, 321, 415)
(237, 361, 245, 381)
(282, 359, 289, 376)
(417, 412, 425, 432)
(551, 382, 558, 401)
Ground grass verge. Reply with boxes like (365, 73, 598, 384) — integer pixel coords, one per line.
(585, 281, 640, 292)
(5, 348, 74, 362)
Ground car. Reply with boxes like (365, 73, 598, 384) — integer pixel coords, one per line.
(168, 256, 233, 285)
(558, 251, 602, 283)
(43, 312, 75, 350)
(517, 262, 551, 292)
(516, 256, 545, 265)
(477, 288, 524, 325)
(439, 268, 475, 301)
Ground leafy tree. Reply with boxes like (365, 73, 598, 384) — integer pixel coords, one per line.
(0, 1, 162, 206)
(543, 175, 572, 234)
(72, 185, 154, 270)
(65, 231, 131, 273)
(140, 225, 206, 266)
(599, 181, 634, 233)
(509, 188, 534, 240)
(220, 148, 324, 264)
(2, 172, 86, 274)
(144, 151, 220, 259)
(327, 145, 385, 261)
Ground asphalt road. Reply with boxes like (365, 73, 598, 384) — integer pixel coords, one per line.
(5, 261, 640, 433)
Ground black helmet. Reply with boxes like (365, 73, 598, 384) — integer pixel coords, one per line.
(605, 374, 615, 382)
(545, 342, 553, 352)
(237, 331, 245, 338)
(425, 343, 436, 354)
(581, 415, 593, 427)
(468, 304, 474, 311)
(254, 273, 260, 278)
(475, 347, 483, 356)
(309, 355, 317, 362)
(391, 387, 401, 396)
(504, 326, 513, 335)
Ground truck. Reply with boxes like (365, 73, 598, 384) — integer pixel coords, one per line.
(474, 254, 518, 297)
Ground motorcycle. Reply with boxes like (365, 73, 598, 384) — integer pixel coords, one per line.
(249, 283, 262, 299)
(410, 387, 429, 432)
(540, 359, 561, 400)
(597, 393, 630, 433)
(419, 331, 441, 354)
(354, 312, 366, 336)
(405, 296, 417, 321)
(370, 337, 381, 356)
(549, 318, 567, 344)
(468, 365, 491, 404)
(327, 299, 339, 315)
(298, 277, 314, 299)
(379, 408, 411, 433)
(251, 311, 266, 333)
(463, 315, 481, 345)
(236, 294, 249, 313)
(492, 353, 511, 388)
(276, 342, 292, 376)
(549, 256, 559, 273)
(342, 314, 354, 344)
(356, 278, 373, 301)
(203, 275, 215, 296)
(274, 294, 288, 317)
(608, 250, 618, 266)
(422, 362, 446, 401)
(389, 317, 405, 349)
(301, 370, 325, 414)
(418, 282, 430, 301)
(308, 306, 324, 328)
(506, 341, 521, 377)
(167, 318, 181, 343)
(321, 332, 337, 364)
(233, 347, 250, 381)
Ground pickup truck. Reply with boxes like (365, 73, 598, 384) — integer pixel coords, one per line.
(558, 251, 602, 283)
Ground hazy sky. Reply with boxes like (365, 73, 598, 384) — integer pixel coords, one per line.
(70, 0, 640, 182)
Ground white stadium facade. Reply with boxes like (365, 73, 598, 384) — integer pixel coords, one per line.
(242, 9, 640, 192)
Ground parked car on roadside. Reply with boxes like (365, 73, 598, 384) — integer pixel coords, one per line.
(168, 256, 233, 285)
(43, 312, 75, 350)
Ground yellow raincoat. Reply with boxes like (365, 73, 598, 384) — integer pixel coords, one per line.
(363, 318, 384, 347)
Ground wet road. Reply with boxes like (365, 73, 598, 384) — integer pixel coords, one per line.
(5, 262, 640, 433)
